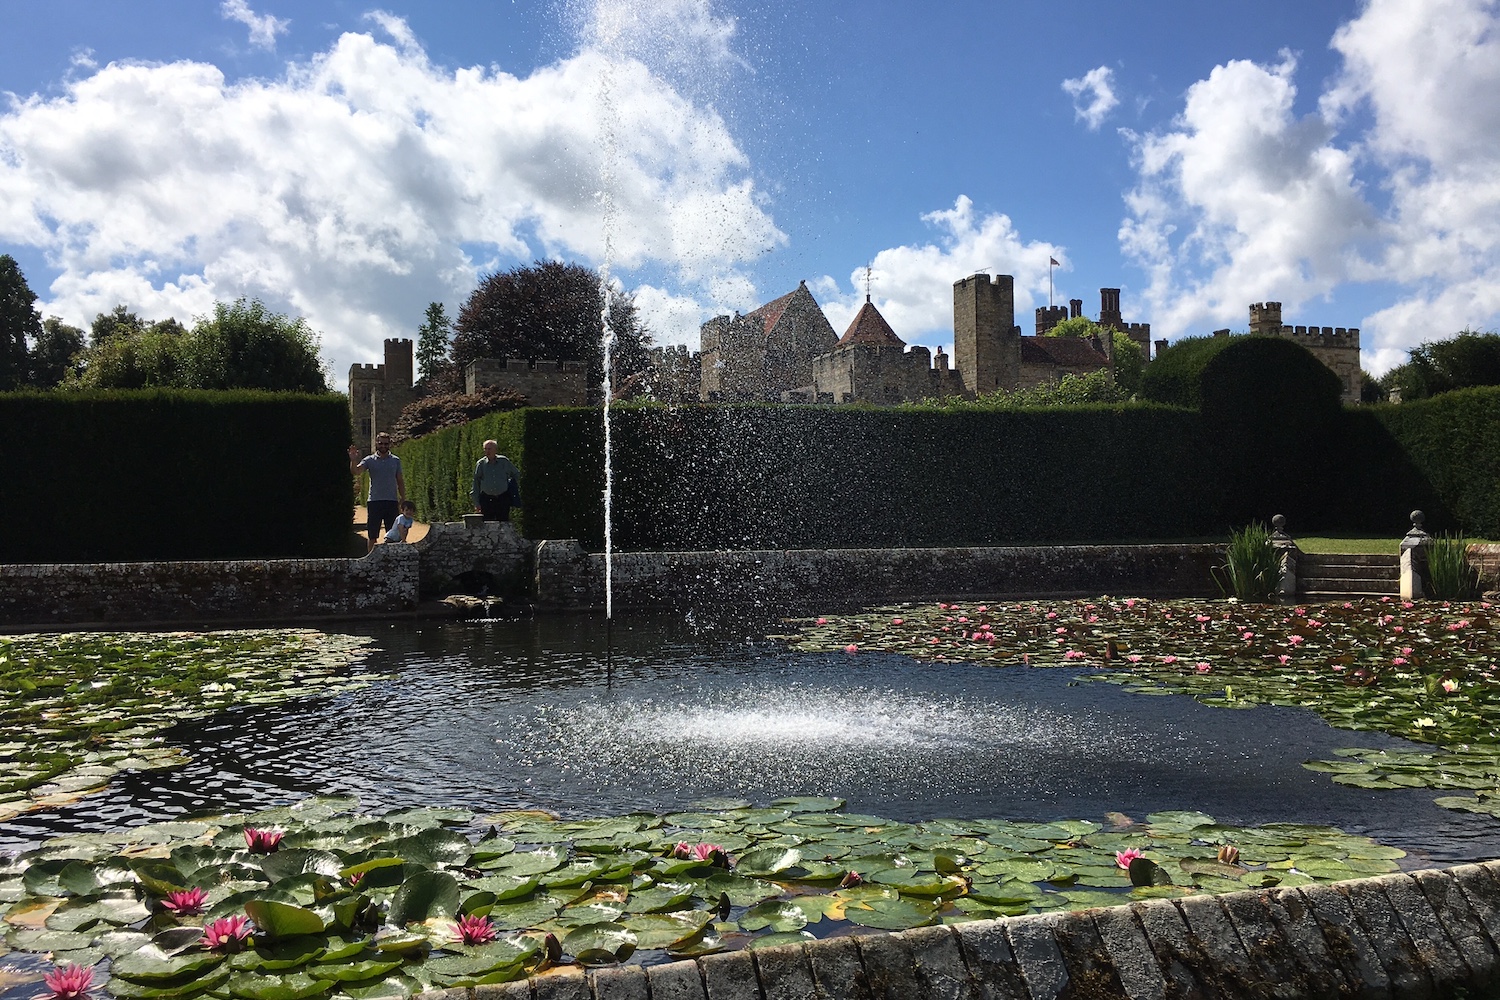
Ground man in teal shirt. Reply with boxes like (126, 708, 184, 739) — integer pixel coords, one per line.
(472, 439, 521, 523)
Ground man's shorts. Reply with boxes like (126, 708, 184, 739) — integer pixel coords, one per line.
(367, 499, 400, 540)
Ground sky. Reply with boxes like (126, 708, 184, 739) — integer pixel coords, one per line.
(2, 0, 1498, 387)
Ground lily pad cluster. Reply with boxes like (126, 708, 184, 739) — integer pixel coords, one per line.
(1, 796, 1402, 997)
(783, 597, 1500, 813)
(0, 631, 376, 823)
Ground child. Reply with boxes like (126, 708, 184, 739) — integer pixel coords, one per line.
(384, 500, 417, 543)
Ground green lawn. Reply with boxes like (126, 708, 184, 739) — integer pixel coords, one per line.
(1296, 535, 1496, 554)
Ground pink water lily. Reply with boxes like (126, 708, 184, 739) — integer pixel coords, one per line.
(1278, 654, 1291, 665)
(844, 644, 858, 654)
(1115, 849, 1145, 870)
(42, 964, 93, 1000)
(201, 915, 253, 953)
(1064, 650, 1085, 660)
(453, 914, 498, 946)
(1195, 662, 1212, 673)
(161, 887, 208, 916)
(673, 842, 730, 867)
(243, 827, 283, 854)
(1288, 635, 1304, 645)
(1442, 678, 1461, 693)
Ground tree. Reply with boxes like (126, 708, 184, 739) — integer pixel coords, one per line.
(452, 261, 651, 402)
(415, 301, 460, 393)
(0, 255, 42, 390)
(28, 317, 86, 387)
(183, 298, 330, 392)
(67, 323, 188, 389)
(1380, 329, 1500, 401)
(90, 305, 148, 345)
(1041, 315, 1144, 394)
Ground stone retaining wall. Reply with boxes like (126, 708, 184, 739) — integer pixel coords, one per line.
(0, 544, 418, 628)
(417, 860, 1500, 999)
(533, 542, 1224, 612)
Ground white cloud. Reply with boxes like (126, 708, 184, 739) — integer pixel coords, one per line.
(220, 0, 290, 51)
(1118, 52, 1379, 345)
(1062, 66, 1119, 131)
(631, 283, 712, 347)
(1119, 0, 1500, 374)
(1324, 0, 1500, 372)
(0, 17, 782, 382)
(814, 196, 1064, 345)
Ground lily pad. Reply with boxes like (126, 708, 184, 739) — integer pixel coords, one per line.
(563, 922, 637, 966)
(387, 871, 459, 926)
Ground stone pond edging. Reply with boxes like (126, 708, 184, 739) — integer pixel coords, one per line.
(0, 528, 1223, 627)
(532, 541, 1223, 613)
(413, 860, 1500, 999)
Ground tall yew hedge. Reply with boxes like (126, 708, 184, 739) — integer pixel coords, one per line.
(0, 390, 351, 563)
(398, 388, 1500, 551)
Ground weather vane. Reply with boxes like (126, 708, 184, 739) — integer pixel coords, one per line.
(864, 263, 873, 302)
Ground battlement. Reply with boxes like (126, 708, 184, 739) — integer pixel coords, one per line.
(1276, 325, 1360, 349)
(348, 363, 383, 376)
(1035, 305, 1069, 336)
(384, 338, 412, 347)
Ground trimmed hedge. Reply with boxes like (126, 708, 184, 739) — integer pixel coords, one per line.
(0, 390, 352, 563)
(400, 390, 1500, 550)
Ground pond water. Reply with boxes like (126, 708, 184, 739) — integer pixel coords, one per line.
(3, 614, 1497, 865)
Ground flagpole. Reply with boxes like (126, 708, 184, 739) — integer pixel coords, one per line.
(1049, 258, 1054, 308)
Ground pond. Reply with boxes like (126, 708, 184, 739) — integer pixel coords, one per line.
(4, 609, 1498, 997)
(5, 613, 1496, 864)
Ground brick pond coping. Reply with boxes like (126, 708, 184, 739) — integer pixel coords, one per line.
(413, 861, 1500, 999)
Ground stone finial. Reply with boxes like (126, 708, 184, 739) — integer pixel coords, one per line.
(1400, 510, 1430, 600)
(1270, 514, 1291, 543)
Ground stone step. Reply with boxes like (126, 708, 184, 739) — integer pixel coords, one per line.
(1298, 553, 1399, 568)
(1300, 575, 1399, 590)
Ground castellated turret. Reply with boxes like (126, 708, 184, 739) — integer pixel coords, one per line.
(953, 273, 1019, 395)
(1246, 301, 1362, 403)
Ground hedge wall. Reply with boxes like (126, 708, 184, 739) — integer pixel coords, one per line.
(398, 391, 1500, 550)
(0, 390, 352, 563)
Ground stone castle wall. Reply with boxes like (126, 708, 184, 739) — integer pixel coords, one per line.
(465, 357, 586, 405)
(810, 343, 965, 404)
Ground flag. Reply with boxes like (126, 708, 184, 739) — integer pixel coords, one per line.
(1049, 257, 1060, 266)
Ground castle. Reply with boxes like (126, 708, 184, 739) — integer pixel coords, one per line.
(348, 339, 420, 449)
(347, 343, 585, 449)
(349, 282, 1364, 439)
(686, 275, 1145, 405)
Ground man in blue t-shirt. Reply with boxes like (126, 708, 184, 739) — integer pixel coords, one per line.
(348, 432, 406, 553)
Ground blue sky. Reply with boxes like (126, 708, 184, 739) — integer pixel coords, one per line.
(2, 0, 1497, 385)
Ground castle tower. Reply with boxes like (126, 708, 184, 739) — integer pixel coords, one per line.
(1099, 288, 1123, 330)
(384, 338, 413, 387)
(1249, 302, 1284, 336)
(953, 273, 1017, 395)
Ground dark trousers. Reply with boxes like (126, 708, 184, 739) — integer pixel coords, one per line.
(478, 492, 511, 522)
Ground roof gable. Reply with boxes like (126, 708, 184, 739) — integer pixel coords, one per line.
(837, 299, 906, 349)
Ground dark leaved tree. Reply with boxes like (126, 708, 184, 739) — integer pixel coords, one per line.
(453, 261, 650, 402)
(0, 255, 42, 390)
(29, 317, 86, 387)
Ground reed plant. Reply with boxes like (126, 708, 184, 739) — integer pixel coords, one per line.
(1214, 521, 1283, 602)
(1426, 533, 1479, 600)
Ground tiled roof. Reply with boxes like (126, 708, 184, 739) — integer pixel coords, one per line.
(744, 284, 805, 334)
(1019, 336, 1108, 367)
(837, 299, 906, 348)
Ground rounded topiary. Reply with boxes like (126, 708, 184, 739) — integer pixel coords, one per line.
(1138, 335, 1238, 408)
(1198, 335, 1343, 425)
